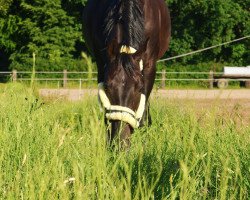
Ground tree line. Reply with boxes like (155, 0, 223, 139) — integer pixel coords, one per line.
(0, 0, 249, 72)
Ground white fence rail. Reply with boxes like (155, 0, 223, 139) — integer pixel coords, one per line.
(0, 70, 249, 88)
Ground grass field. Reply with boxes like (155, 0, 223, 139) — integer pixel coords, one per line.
(0, 83, 249, 199)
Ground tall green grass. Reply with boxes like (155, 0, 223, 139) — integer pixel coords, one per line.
(0, 83, 249, 199)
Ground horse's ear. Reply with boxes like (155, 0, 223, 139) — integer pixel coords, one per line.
(133, 38, 149, 61)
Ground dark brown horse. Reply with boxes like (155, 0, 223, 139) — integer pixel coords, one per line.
(83, 0, 171, 146)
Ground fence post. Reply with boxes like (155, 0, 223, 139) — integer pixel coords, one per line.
(63, 69, 67, 88)
(12, 70, 17, 82)
(161, 69, 166, 88)
(79, 79, 82, 90)
(209, 70, 214, 89)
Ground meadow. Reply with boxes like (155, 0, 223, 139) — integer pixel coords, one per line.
(0, 83, 249, 199)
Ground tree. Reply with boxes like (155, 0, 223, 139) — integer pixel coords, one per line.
(0, 0, 15, 70)
(1, 0, 85, 71)
(0, 0, 13, 16)
(166, 0, 250, 66)
(1, 0, 249, 72)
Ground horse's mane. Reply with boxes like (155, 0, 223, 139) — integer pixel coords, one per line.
(104, 0, 145, 51)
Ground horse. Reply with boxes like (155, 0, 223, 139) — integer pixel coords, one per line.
(83, 0, 171, 146)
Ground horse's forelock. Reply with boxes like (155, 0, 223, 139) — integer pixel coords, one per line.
(121, 0, 145, 49)
(104, 0, 145, 49)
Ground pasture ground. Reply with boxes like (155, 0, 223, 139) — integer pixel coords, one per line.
(40, 88, 250, 124)
(0, 83, 249, 199)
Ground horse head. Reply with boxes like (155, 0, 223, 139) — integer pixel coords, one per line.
(98, 43, 148, 147)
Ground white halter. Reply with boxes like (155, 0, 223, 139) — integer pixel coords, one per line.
(98, 83, 146, 128)
(98, 45, 145, 128)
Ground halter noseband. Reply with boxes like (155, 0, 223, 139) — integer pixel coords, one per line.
(98, 45, 145, 128)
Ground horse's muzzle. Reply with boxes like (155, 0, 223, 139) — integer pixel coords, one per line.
(98, 82, 146, 128)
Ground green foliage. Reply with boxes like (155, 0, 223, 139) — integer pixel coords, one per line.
(0, 83, 249, 199)
(0, 0, 13, 16)
(165, 0, 250, 66)
(0, 0, 84, 71)
(0, 0, 249, 71)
